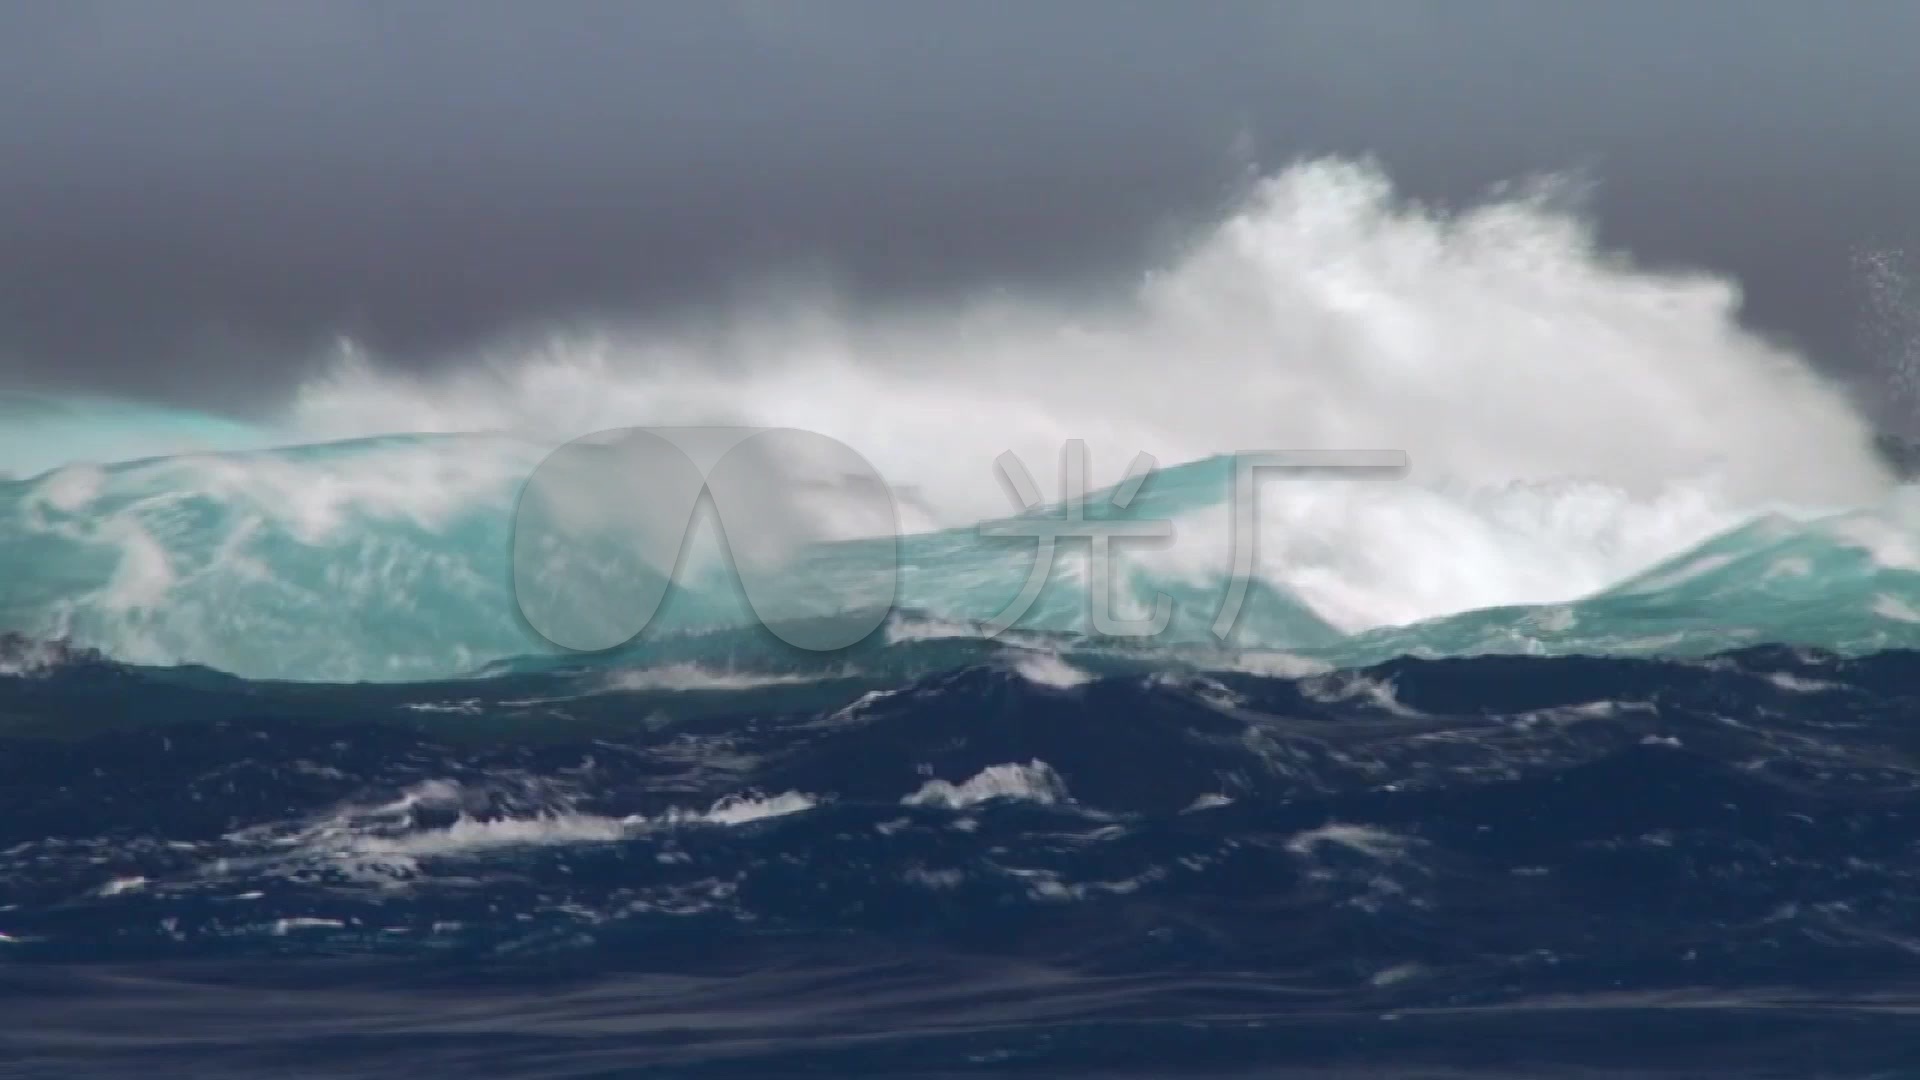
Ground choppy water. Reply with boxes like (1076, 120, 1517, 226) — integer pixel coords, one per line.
(6, 633, 1920, 1076)
(10, 157, 1920, 1076)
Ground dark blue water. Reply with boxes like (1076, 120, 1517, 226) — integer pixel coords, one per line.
(5, 634, 1920, 1077)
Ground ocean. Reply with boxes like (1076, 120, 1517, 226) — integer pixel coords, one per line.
(5, 159, 1920, 1077)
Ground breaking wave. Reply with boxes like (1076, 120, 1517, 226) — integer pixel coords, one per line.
(1, 158, 1910, 680)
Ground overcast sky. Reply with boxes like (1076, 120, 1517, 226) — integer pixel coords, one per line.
(4, 0, 1920, 419)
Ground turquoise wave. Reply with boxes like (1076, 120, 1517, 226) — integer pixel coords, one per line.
(4, 433, 1919, 681)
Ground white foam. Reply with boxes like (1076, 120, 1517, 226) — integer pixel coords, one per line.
(283, 162, 1889, 505)
(1765, 672, 1840, 694)
(271, 917, 346, 935)
(1285, 823, 1415, 860)
(348, 792, 819, 857)
(1010, 652, 1093, 689)
(689, 791, 820, 826)
(260, 158, 1890, 636)
(884, 614, 993, 643)
(903, 760, 1070, 809)
(249, 780, 818, 863)
(36, 464, 104, 511)
(1830, 516, 1920, 571)
(340, 811, 632, 856)
(604, 663, 823, 692)
(1873, 593, 1920, 623)
(401, 700, 484, 715)
(1207, 651, 1333, 678)
(1370, 963, 1427, 987)
(1300, 673, 1423, 717)
(97, 875, 147, 897)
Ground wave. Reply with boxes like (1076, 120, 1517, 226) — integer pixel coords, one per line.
(4, 433, 1918, 681)
(0, 158, 1909, 680)
(902, 760, 1072, 808)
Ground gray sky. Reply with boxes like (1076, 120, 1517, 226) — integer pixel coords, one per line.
(4, 0, 1920, 420)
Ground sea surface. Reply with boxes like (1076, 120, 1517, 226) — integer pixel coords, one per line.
(9, 158, 1920, 1076)
(6, 631, 1920, 1076)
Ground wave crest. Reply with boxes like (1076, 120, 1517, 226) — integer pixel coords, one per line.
(0, 158, 1906, 679)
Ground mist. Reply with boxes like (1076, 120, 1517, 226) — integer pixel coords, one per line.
(3, 1, 1920, 429)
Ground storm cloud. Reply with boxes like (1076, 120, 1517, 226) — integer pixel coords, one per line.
(3, 1, 1920, 420)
